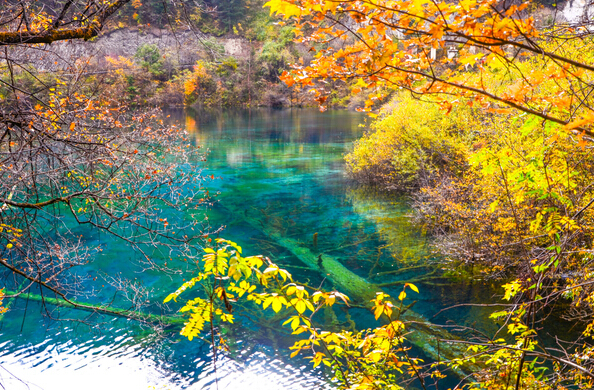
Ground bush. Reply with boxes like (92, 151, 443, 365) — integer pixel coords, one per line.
(134, 43, 165, 78)
(345, 92, 478, 191)
(350, 89, 594, 312)
(184, 61, 218, 106)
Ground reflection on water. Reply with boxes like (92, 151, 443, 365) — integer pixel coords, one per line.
(0, 108, 493, 389)
(0, 325, 330, 390)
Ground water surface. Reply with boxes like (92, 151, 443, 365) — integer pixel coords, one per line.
(0, 108, 491, 390)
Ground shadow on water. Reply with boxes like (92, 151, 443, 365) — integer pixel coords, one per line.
(0, 107, 540, 389)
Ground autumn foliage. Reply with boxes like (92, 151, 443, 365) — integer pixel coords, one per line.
(263, 0, 594, 388)
(3, 0, 594, 388)
(266, 0, 594, 133)
(167, 239, 425, 390)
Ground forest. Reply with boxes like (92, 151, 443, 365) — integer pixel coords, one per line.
(1, 0, 594, 389)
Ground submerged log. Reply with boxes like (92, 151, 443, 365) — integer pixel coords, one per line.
(232, 206, 475, 376)
(3, 290, 185, 327)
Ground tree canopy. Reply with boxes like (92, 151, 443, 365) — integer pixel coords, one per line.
(260, 0, 594, 388)
(266, 0, 594, 135)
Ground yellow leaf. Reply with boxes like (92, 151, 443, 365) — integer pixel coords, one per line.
(502, 280, 522, 301)
(163, 293, 176, 303)
(264, 0, 301, 19)
(262, 296, 273, 309)
(291, 316, 300, 330)
(459, 53, 484, 66)
(272, 297, 283, 313)
(369, 350, 383, 363)
(312, 352, 325, 368)
(374, 305, 384, 320)
(293, 299, 306, 314)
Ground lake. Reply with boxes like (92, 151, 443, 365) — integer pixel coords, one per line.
(0, 108, 496, 390)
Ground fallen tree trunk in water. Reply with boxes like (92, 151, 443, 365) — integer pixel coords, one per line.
(231, 205, 476, 377)
(3, 289, 185, 326)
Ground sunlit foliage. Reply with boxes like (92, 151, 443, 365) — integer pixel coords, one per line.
(345, 93, 594, 387)
(346, 92, 478, 191)
(261, 0, 594, 387)
(266, 0, 594, 135)
(167, 239, 426, 390)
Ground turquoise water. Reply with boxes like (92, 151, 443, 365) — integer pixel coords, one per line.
(0, 108, 495, 390)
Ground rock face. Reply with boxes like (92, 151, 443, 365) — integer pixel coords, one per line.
(563, 0, 594, 23)
(8, 28, 251, 72)
(223, 38, 250, 58)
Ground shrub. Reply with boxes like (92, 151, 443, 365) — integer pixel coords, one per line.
(134, 43, 165, 77)
(345, 92, 478, 191)
(184, 61, 217, 106)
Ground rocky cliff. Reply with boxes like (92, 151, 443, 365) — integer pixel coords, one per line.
(8, 27, 251, 72)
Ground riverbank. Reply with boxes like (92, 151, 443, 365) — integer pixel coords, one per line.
(6, 24, 360, 109)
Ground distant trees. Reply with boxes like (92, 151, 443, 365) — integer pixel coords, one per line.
(135, 43, 165, 77)
(203, 0, 247, 27)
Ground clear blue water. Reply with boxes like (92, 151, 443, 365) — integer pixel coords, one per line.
(0, 108, 498, 390)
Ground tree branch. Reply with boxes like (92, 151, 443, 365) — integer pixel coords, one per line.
(0, 0, 131, 46)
